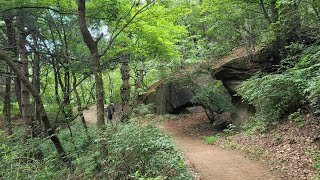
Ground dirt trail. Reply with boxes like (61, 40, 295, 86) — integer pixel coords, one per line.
(83, 104, 121, 124)
(160, 114, 282, 180)
(82, 106, 281, 179)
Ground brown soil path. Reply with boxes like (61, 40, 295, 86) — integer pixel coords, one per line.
(82, 106, 281, 180)
(83, 104, 121, 124)
(160, 114, 282, 180)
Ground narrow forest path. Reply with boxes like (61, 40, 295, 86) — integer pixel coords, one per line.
(160, 113, 282, 180)
(82, 106, 282, 179)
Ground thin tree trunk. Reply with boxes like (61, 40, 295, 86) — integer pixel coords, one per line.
(31, 34, 42, 136)
(3, 13, 21, 118)
(107, 71, 114, 101)
(0, 50, 72, 167)
(72, 73, 88, 134)
(270, 0, 279, 23)
(14, 77, 22, 116)
(18, 15, 34, 136)
(60, 19, 73, 124)
(3, 70, 12, 135)
(120, 62, 131, 122)
(133, 68, 145, 105)
(53, 58, 61, 104)
(77, 0, 105, 128)
(259, 0, 272, 24)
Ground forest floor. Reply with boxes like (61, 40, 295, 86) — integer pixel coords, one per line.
(82, 106, 282, 180)
(158, 113, 282, 180)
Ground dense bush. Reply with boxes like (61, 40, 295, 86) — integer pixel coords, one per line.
(237, 73, 306, 122)
(0, 122, 192, 179)
(96, 124, 192, 179)
(191, 81, 234, 123)
(237, 44, 320, 130)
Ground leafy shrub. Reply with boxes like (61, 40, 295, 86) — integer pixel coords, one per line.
(306, 77, 320, 114)
(132, 103, 156, 116)
(203, 134, 220, 144)
(192, 81, 234, 123)
(237, 73, 306, 122)
(96, 123, 192, 179)
(288, 110, 305, 127)
(222, 124, 237, 135)
(241, 117, 268, 135)
(0, 122, 192, 180)
(237, 44, 320, 133)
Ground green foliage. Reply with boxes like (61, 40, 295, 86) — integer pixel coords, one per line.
(288, 110, 305, 127)
(132, 103, 155, 116)
(203, 134, 220, 145)
(237, 73, 306, 122)
(241, 117, 268, 135)
(307, 146, 320, 179)
(191, 81, 234, 123)
(0, 122, 192, 179)
(238, 44, 320, 133)
(222, 124, 237, 135)
(97, 123, 192, 179)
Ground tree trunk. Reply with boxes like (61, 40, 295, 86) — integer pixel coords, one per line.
(77, 0, 105, 128)
(53, 58, 61, 105)
(31, 33, 42, 136)
(133, 68, 145, 105)
(3, 69, 12, 135)
(72, 73, 88, 134)
(14, 77, 22, 116)
(3, 13, 21, 118)
(18, 16, 34, 136)
(259, 0, 272, 24)
(0, 50, 71, 167)
(120, 62, 131, 122)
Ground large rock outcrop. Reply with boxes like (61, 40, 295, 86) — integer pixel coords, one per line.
(214, 47, 275, 94)
(142, 47, 277, 128)
(143, 73, 214, 114)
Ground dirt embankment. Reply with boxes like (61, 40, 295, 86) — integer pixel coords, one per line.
(216, 115, 320, 180)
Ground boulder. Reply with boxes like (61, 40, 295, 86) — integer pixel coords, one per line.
(143, 47, 277, 129)
(143, 72, 214, 114)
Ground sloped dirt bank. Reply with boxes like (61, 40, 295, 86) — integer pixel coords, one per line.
(215, 115, 320, 180)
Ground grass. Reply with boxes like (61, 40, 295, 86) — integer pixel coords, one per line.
(202, 134, 220, 145)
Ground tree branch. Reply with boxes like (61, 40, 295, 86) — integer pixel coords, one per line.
(99, 1, 154, 58)
(259, 0, 272, 24)
(77, 0, 97, 53)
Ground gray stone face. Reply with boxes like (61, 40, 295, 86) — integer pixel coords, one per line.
(144, 81, 194, 114)
(143, 47, 276, 129)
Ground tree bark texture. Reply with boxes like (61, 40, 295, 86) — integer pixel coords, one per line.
(77, 0, 105, 128)
(3, 71, 12, 135)
(0, 50, 71, 166)
(120, 62, 131, 122)
(31, 35, 42, 135)
(72, 73, 88, 134)
(18, 16, 34, 136)
(3, 13, 22, 117)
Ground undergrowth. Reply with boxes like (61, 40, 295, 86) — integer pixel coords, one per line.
(237, 43, 320, 133)
(0, 122, 192, 179)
